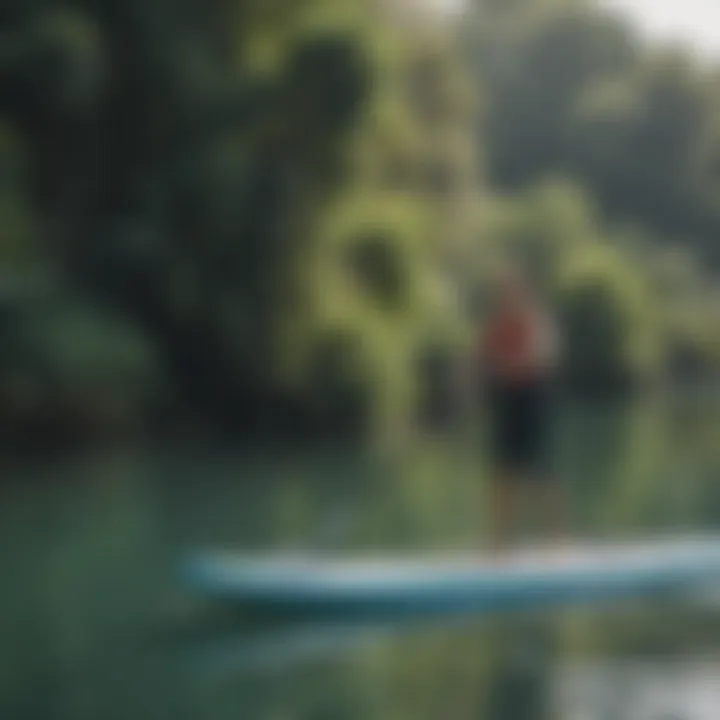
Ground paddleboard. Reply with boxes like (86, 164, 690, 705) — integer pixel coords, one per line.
(183, 536, 720, 618)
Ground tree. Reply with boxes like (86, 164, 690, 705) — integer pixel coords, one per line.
(469, 0, 720, 266)
(0, 0, 483, 447)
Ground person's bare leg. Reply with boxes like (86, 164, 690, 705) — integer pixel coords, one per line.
(532, 481, 570, 546)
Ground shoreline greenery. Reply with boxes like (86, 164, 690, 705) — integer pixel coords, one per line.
(0, 0, 718, 450)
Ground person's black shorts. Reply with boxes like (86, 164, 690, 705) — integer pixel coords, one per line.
(487, 378, 554, 476)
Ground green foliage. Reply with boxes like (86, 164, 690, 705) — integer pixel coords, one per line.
(0, 290, 161, 444)
(472, 0, 720, 264)
(483, 178, 663, 391)
(25, 300, 159, 395)
(561, 274, 642, 391)
(485, 180, 599, 291)
(10, 0, 720, 448)
(469, 0, 720, 391)
(0, 0, 482, 446)
(348, 232, 408, 311)
(0, 123, 36, 269)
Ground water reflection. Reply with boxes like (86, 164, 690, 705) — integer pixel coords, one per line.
(554, 658, 720, 720)
(1, 397, 720, 719)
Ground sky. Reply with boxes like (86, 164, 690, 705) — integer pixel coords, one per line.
(432, 0, 720, 58)
(602, 0, 720, 57)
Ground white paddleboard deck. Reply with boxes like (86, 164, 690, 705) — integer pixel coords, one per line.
(184, 536, 720, 616)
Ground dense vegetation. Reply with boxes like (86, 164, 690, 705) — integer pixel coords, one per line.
(472, 0, 720, 390)
(0, 0, 718, 450)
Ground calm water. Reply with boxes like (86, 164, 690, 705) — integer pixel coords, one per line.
(2, 397, 720, 720)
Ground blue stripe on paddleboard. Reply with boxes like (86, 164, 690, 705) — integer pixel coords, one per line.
(182, 537, 720, 617)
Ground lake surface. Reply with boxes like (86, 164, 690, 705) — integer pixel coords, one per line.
(2, 396, 720, 719)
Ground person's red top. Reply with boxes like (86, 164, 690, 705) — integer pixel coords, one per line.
(483, 308, 548, 384)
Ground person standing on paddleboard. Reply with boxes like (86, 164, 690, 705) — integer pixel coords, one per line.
(481, 267, 564, 551)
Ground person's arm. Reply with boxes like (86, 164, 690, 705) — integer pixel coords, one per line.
(534, 312, 561, 371)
